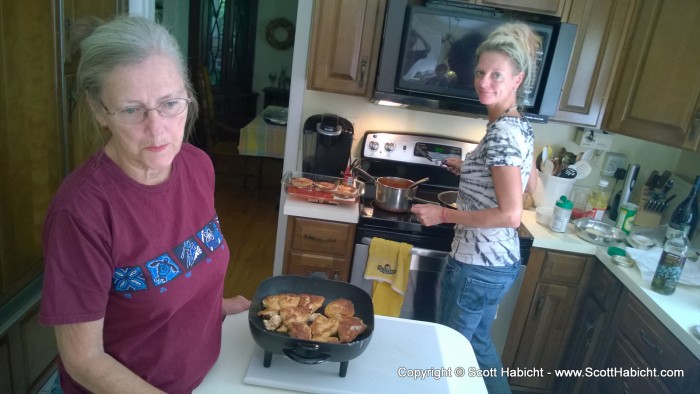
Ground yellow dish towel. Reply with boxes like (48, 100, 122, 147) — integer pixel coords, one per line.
(364, 238, 413, 317)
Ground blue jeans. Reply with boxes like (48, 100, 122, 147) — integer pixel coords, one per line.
(437, 257, 520, 394)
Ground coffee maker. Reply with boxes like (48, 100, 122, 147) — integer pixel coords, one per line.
(302, 114, 354, 177)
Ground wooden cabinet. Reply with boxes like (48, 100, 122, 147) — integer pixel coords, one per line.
(594, 289, 700, 393)
(602, 0, 700, 150)
(553, 0, 634, 127)
(476, 0, 571, 17)
(502, 247, 595, 392)
(283, 217, 356, 281)
(307, 0, 386, 97)
(555, 262, 622, 393)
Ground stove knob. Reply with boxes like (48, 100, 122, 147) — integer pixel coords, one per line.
(369, 141, 379, 151)
(384, 142, 395, 152)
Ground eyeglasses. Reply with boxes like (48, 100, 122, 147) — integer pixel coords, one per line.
(101, 98, 191, 124)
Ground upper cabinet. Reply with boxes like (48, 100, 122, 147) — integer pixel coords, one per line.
(553, 0, 634, 127)
(476, 0, 571, 17)
(307, 0, 387, 97)
(602, 0, 700, 150)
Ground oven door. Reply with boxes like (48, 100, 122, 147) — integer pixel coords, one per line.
(350, 236, 448, 323)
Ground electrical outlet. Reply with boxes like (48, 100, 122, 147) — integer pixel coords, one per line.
(602, 152, 626, 176)
(576, 128, 614, 150)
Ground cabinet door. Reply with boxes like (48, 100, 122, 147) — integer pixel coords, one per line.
(286, 252, 347, 281)
(307, 0, 386, 97)
(596, 333, 671, 394)
(553, 0, 634, 127)
(603, 0, 700, 150)
(475, 0, 570, 17)
(509, 281, 578, 390)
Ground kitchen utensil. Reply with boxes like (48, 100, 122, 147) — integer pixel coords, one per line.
(560, 166, 577, 179)
(573, 218, 627, 245)
(663, 178, 675, 193)
(573, 160, 592, 179)
(543, 159, 555, 175)
(437, 190, 458, 209)
(645, 170, 659, 189)
(248, 275, 374, 377)
(408, 177, 429, 188)
(655, 170, 672, 190)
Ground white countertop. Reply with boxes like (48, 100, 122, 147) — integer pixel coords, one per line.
(283, 197, 359, 224)
(521, 210, 700, 359)
(195, 312, 487, 393)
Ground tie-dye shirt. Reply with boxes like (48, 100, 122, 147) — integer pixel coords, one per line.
(450, 116, 534, 267)
(40, 143, 228, 393)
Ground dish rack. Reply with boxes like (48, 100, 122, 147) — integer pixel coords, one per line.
(281, 171, 365, 205)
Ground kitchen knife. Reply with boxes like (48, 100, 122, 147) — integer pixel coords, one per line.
(655, 170, 672, 190)
(645, 170, 659, 189)
(663, 178, 674, 193)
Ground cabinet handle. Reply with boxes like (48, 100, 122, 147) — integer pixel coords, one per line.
(358, 56, 368, 88)
(639, 328, 662, 355)
(532, 295, 545, 321)
(304, 234, 337, 243)
(584, 319, 597, 347)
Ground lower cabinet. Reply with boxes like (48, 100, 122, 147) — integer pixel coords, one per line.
(503, 247, 595, 391)
(283, 216, 356, 281)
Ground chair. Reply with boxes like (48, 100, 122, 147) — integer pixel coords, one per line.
(196, 66, 240, 160)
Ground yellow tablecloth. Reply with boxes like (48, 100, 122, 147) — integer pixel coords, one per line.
(238, 106, 286, 159)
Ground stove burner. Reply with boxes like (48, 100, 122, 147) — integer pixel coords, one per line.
(368, 200, 418, 222)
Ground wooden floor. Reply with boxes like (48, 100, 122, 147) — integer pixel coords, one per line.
(214, 153, 283, 299)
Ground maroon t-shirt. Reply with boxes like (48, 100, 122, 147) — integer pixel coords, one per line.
(40, 143, 229, 393)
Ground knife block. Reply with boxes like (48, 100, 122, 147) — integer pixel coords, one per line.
(635, 187, 662, 227)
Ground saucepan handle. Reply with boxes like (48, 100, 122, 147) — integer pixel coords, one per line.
(283, 343, 330, 365)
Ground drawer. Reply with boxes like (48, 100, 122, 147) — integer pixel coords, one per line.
(588, 262, 622, 310)
(617, 291, 700, 393)
(540, 251, 589, 285)
(286, 252, 346, 281)
(289, 217, 353, 256)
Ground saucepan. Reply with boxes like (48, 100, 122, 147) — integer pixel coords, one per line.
(351, 167, 438, 212)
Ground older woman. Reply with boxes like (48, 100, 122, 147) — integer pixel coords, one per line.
(40, 16, 249, 393)
(411, 23, 539, 393)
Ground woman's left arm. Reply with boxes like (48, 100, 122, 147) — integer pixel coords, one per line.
(222, 295, 251, 317)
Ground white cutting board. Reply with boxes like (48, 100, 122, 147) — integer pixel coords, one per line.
(243, 316, 478, 393)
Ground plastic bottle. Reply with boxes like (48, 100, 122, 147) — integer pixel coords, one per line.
(651, 228, 688, 295)
(549, 195, 573, 233)
(585, 179, 610, 221)
(667, 175, 700, 240)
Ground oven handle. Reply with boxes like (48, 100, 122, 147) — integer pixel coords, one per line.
(360, 237, 450, 259)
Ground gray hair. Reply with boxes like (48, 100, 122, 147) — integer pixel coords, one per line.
(74, 15, 199, 141)
(476, 23, 541, 106)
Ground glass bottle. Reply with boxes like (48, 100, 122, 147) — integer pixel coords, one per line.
(651, 228, 688, 295)
(667, 175, 700, 240)
(585, 179, 610, 221)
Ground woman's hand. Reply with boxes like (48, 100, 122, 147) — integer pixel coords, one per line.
(410, 204, 445, 226)
(443, 157, 463, 176)
(222, 295, 251, 316)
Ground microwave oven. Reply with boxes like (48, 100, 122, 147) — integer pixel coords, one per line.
(373, 0, 577, 123)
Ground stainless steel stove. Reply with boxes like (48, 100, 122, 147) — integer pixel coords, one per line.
(349, 131, 532, 354)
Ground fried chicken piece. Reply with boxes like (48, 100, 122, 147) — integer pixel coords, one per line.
(314, 336, 340, 344)
(298, 294, 325, 313)
(337, 316, 367, 343)
(257, 308, 279, 319)
(310, 315, 339, 339)
(288, 322, 312, 340)
(262, 314, 282, 331)
(324, 298, 355, 318)
(308, 312, 322, 322)
(280, 306, 312, 327)
(262, 293, 300, 311)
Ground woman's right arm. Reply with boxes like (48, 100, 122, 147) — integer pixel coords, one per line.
(56, 319, 165, 394)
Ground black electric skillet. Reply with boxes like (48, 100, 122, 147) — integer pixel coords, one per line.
(248, 275, 374, 377)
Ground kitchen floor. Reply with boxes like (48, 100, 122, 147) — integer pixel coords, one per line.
(214, 153, 283, 299)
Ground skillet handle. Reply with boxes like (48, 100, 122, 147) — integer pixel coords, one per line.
(283, 343, 330, 365)
(410, 196, 440, 205)
(351, 166, 375, 183)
